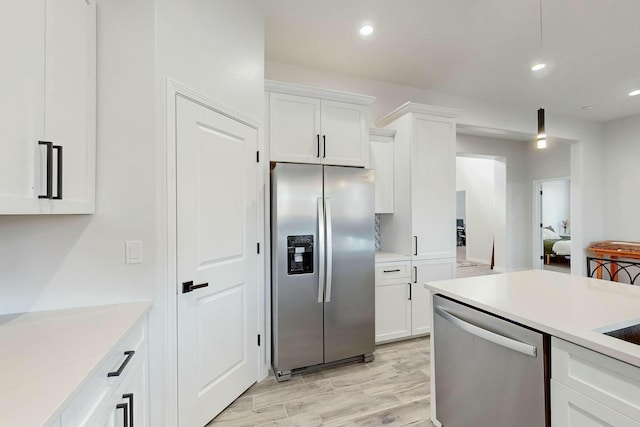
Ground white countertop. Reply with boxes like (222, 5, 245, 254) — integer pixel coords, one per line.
(425, 270, 640, 368)
(0, 301, 152, 427)
(375, 252, 411, 263)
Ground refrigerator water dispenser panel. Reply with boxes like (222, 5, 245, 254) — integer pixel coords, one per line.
(287, 235, 314, 275)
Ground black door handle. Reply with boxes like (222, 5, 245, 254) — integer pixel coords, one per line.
(123, 393, 134, 427)
(414, 266, 417, 284)
(383, 269, 401, 273)
(408, 283, 412, 300)
(108, 351, 135, 377)
(323, 135, 326, 158)
(182, 281, 209, 293)
(414, 236, 418, 256)
(38, 141, 53, 199)
(116, 402, 129, 427)
(52, 144, 63, 200)
(317, 134, 320, 158)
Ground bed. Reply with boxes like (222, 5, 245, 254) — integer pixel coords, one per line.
(543, 227, 571, 265)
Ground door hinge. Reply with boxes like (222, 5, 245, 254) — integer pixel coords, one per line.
(540, 223, 543, 228)
(256, 151, 260, 162)
(540, 190, 543, 195)
(257, 334, 261, 346)
(257, 242, 260, 254)
(540, 255, 544, 260)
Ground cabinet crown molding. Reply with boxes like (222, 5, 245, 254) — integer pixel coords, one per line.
(265, 80, 376, 106)
(376, 101, 461, 128)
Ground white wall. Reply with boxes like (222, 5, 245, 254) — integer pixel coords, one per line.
(266, 60, 604, 274)
(603, 114, 640, 241)
(0, 2, 264, 426)
(456, 157, 497, 266)
(542, 180, 570, 235)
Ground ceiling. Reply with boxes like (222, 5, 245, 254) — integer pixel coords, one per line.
(255, 0, 640, 122)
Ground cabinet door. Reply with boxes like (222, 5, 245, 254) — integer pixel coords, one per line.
(0, 0, 45, 213)
(44, 0, 96, 213)
(410, 117, 456, 259)
(96, 358, 149, 427)
(320, 100, 368, 167)
(370, 139, 394, 213)
(375, 275, 411, 343)
(411, 258, 455, 336)
(269, 92, 321, 164)
(552, 380, 640, 427)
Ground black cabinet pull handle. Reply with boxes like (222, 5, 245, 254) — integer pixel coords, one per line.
(52, 145, 63, 200)
(383, 269, 401, 273)
(316, 134, 320, 158)
(408, 283, 412, 300)
(323, 135, 326, 158)
(182, 281, 209, 293)
(414, 236, 418, 256)
(108, 351, 135, 377)
(123, 393, 134, 427)
(414, 266, 417, 284)
(38, 141, 53, 199)
(116, 402, 129, 427)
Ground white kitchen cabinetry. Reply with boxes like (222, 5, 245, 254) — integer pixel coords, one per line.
(551, 337, 640, 426)
(0, 0, 96, 214)
(369, 128, 395, 214)
(411, 259, 456, 335)
(266, 80, 375, 167)
(61, 318, 149, 427)
(375, 260, 411, 343)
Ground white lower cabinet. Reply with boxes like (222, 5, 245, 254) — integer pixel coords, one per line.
(375, 258, 455, 343)
(375, 261, 411, 343)
(551, 337, 640, 426)
(552, 380, 640, 427)
(60, 318, 149, 427)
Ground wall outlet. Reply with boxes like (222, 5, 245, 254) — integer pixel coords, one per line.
(125, 241, 142, 264)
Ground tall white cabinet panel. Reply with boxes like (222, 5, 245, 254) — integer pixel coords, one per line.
(0, 0, 96, 214)
(369, 128, 395, 214)
(269, 92, 321, 164)
(378, 102, 459, 260)
(266, 80, 375, 167)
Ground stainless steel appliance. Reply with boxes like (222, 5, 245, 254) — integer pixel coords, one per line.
(433, 295, 549, 427)
(271, 163, 375, 381)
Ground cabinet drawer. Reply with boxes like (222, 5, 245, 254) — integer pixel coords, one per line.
(552, 337, 640, 422)
(61, 319, 147, 427)
(375, 263, 410, 280)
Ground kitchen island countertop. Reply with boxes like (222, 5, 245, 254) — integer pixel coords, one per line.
(425, 269, 640, 367)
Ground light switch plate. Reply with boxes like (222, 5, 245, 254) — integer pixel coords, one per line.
(125, 241, 142, 264)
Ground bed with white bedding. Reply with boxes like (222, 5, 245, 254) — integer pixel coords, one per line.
(543, 227, 571, 265)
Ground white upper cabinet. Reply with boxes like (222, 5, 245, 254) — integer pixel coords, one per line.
(267, 80, 375, 167)
(377, 102, 459, 260)
(369, 128, 395, 213)
(0, 0, 96, 214)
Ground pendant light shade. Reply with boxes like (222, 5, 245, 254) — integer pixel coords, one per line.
(537, 108, 547, 149)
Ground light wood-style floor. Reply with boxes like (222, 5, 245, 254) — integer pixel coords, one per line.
(207, 337, 434, 427)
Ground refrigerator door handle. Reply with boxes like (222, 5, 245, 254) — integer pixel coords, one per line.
(317, 197, 326, 303)
(325, 198, 333, 302)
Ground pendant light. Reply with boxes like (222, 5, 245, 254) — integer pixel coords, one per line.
(537, 108, 546, 149)
(535, 0, 547, 149)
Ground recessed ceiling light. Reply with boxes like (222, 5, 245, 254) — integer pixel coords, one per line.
(531, 63, 546, 72)
(359, 25, 373, 36)
(629, 89, 640, 97)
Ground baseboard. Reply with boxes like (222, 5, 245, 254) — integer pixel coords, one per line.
(465, 256, 490, 265)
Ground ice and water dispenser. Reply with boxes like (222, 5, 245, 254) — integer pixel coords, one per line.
(287, 235, 314, 275)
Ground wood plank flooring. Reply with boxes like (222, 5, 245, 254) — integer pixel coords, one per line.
(207, 337, 434, 427)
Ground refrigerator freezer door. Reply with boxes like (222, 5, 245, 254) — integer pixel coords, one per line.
(271, 163, 324, 372)
(323, 166, 375, 363)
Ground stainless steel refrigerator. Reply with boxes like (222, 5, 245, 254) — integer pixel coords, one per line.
(271, 163, 375, 381)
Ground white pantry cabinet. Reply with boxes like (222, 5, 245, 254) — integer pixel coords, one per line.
(377, 102, 459, 260)
(369, 128, 395, 214)
(266, 80, 375, 167)
(410, 258, 456, 335)
(551, 337, 640, 426)
(0, 0, 96, 214)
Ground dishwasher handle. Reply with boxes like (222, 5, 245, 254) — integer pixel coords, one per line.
(434, 306, 537, 357)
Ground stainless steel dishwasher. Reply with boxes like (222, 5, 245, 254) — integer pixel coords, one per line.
(433, 294, 550, 427)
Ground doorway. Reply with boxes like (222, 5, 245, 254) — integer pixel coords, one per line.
(534, 178, 571, 274)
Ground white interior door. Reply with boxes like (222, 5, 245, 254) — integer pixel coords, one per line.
(176, 95, 258, 427)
